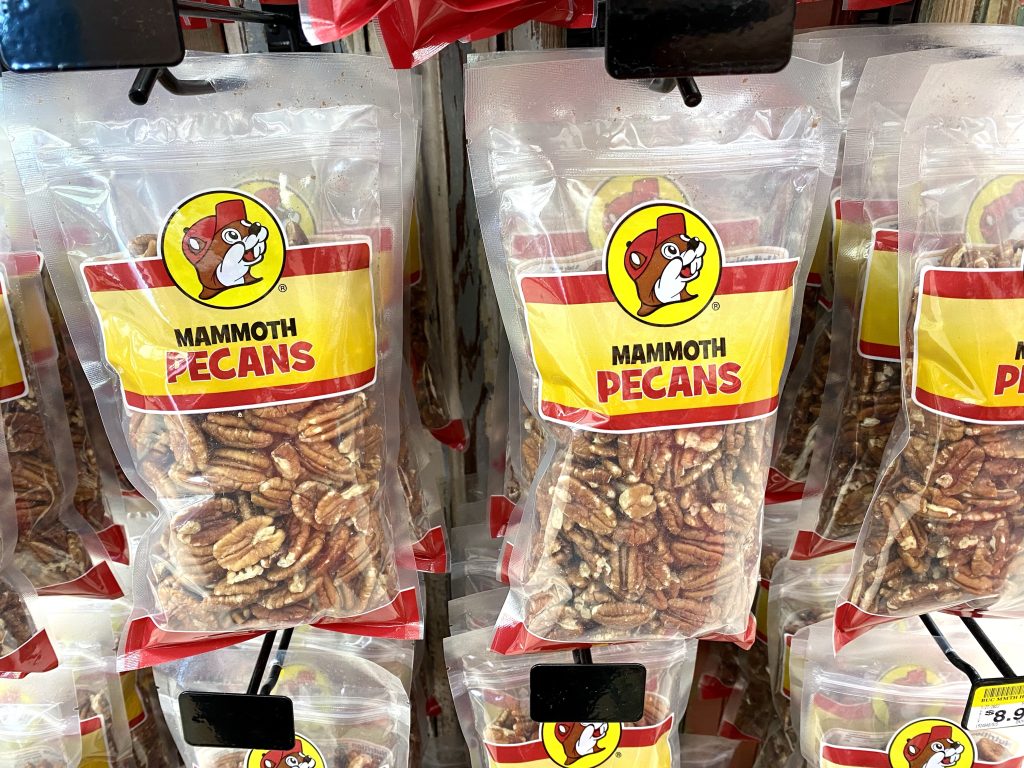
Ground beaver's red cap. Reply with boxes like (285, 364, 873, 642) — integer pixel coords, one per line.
(181, 199, 248, 265)
(904, 725, 954, 761)
(623, 212, 687, 280)
(260, 739, 301, 766)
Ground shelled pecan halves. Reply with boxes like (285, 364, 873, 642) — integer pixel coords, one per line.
(850, 243, 1024, 617)
(520, 420, 767, 642)
(0, 578, 34, 654)
(140, 391, 399, 630)
(815, 347, 901, 541)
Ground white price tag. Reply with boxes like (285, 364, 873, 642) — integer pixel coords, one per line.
(964, 679, 1024, 731)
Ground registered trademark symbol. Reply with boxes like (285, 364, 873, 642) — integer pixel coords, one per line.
(712, 301, 720, 310)
(278, 284, 288, 292)
(616, 752, 622, 758)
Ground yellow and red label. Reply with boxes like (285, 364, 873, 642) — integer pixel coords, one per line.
(80, 714, 113, 768)
(520, 258, 796, 431)
(0, 271, 26, 402)
(913, 264, 1024, 423)
(119, 670, 146, 729)
(858, 229, 900, 362)
(247, 734, 325, 768)
(484, 716, 674, 768)
(84, 240, 376, 413)
(821, 717, 984, 768)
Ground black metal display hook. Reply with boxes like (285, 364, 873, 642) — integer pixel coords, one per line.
(649, 77, 703, 108)
(129, 0, 300, 105)
(920, 614, 1017, 682)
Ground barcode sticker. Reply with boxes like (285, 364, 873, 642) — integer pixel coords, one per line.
(964, 677, 1024, 730)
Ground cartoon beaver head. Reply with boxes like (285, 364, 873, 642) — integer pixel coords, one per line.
(260, 740, 316, 768)
(624, 212, 706, 317)
(903, 725, 965, 768)
(554, 723, 609, 766)
(181, 199, 269, 300)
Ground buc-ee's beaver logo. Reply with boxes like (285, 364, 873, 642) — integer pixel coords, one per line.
(541, 722, 622, 768)
(605, 201, 722, 327)
(967, 175, 1024, 246)
(161, 189, 287, 309)
(887, 719, 975, 768)
(246, 736, 323, 768)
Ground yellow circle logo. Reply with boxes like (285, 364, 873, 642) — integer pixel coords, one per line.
(873, 666, 945, 725)
(887, 718, 974, 768)
(247, 736, 324, 768)
(966, 175, 1024, 246)
(541, 722, 621, 768)
(606, 201, 722, 326)
(587, 176, 687, 250)
(161, 189, 287, 309)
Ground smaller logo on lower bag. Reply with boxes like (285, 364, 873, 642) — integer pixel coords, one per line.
(887, 718, 974, 768)
(247, 736, 323, 768)
(541, 722, 622, 768)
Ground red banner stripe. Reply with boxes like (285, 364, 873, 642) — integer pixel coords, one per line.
(489, 495, 515, 538)
(819, 745, 891, 767)
(789, 530, 855, 561)
(413, 526, 449, 574)
(0, 381, 26, 401)
(83, 242, 371, 293)
(36, 561, 124, 599)
(874, 230, 898, 252)
(0, 630, 59, 677)
(915, 389, 1024, 424)
(540, 396, 778, 431)
(921, 268, 1024, 301)
(858, 340, 900, 361)
(80, 715, 104, 736)
(124, 369, 375, 412)
(521, 260, 796, 306)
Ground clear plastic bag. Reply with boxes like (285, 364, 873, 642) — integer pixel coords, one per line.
(405, 205, 467, 452)
(801, 615, 1024, 767)
(799, 38, 1024, 562)
(37, 597, 136, 768)
(446, 627, 696, 768)
(836, 54, 1024, 643)
(0, 666, 82, 768)
(7, 54, 422, 664)
(156, 632, 412, 768)
(448, 588, 508, 636)
(450, 524, 506, 599)
(466, 50, 841, 653)
(118, 667, 180, 768)
(400, 372, 448, 573)
(717, 641, 772, 744)
(679, 735, 740, 768)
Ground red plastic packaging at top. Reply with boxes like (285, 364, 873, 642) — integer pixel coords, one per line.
(376, 0, 595, 69)
(300, 0, 395, 45)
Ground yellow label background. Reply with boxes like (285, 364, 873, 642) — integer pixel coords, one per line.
(0, 273, 26, 401)
(88, 253, 375, 410)
(80, 716, 112, 768)
(914, 275, 1024, 417)
(525, 281, 793, 427)
(858, 230, 900, 361)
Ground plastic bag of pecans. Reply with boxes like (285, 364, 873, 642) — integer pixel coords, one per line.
(797, 40, 1024, 563)
(156, 631, 412, 768)
(0, 105, 122, 598)
(38, 598, 136, 768)
(6, 53, 422, 667)
(466, 49, 842, 653)
(446, 625, 696, 768)
(800, 616, 1024, 768)
(835, 54, 1024, 644)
